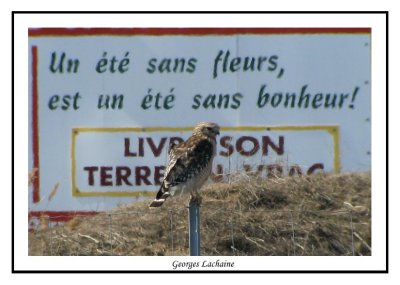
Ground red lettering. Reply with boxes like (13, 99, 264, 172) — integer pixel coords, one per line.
(100, 166, 113, 186)
(211, 164, 224, 182)
(116, 166, 132, 186)
(256, 165, 265, 176)
(124, 138, 137, 157)
(242, 164, 265, 176)
(125, 135, 285, 159)
(154, 166, 165, 185)
(82, 163, 325, 188)
(289, 165, 303, 176)
(135, 166, 151, 185)
(83, 166, 98, 185)
(243, 164, 251, 173)
(138, 138, 144, 157)
(267, 164, 283, 178)
(147, 137, 167, 157)
(307, 163, 324, 174)
(236, 136, 260, 156)
(219, 136, 234, 157)
(83, 165, 168, 186)
(262, 136, 284, 156)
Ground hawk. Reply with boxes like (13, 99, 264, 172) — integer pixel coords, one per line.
(149, 122, 220, 207)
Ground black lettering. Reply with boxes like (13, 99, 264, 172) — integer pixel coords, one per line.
(268, 55, 278, 71)
(192, 94, 202, 109)
(203, 95, 216, 109)
(146, 58, 157, 74)
(48, 95, 60, 110)
(231, 93, 243, 109)
(61, 95, 71, 110)
(159, 59, 171, 73)
(187, 58, 197, 73)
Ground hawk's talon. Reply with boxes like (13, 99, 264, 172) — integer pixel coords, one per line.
(189, 193, 202, 206)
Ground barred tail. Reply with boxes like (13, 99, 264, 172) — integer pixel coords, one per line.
(149, 182, 170, 208)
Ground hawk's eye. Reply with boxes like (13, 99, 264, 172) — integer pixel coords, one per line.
(206, 127, 212, 131)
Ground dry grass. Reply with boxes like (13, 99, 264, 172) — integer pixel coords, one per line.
(28, 168, 38, 186)
(29, 172, 371, 256)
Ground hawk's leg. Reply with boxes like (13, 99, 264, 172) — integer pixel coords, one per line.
(189, 191, 202, 206)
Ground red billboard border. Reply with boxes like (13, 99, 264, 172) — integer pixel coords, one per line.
(31, 46, 40, 203)
(28, 27, 371, 37)
(29, 211, 100, 223)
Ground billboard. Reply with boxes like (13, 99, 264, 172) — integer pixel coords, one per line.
(28, 28, 371, 216)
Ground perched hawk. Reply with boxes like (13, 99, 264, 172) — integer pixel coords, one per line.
(149, 122, 220, 207)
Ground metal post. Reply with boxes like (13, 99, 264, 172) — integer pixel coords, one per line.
(188, 201, 201, 256)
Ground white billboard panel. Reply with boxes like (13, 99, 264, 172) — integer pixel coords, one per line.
(28, 28, 370, 215)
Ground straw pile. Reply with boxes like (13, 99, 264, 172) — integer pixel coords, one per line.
(29, 172, 371, 256)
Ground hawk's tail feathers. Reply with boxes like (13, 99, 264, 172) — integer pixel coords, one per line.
(149, 183, 170, 208)
(149, 198, 166, 208)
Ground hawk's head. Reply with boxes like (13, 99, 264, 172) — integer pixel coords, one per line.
(193, 122, 220, 139)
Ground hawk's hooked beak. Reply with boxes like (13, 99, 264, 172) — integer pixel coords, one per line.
(216, 130, 220, 135)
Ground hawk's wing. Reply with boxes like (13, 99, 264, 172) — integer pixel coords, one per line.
(149, 136, 214, 207)
(164, 137, 214, 188)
